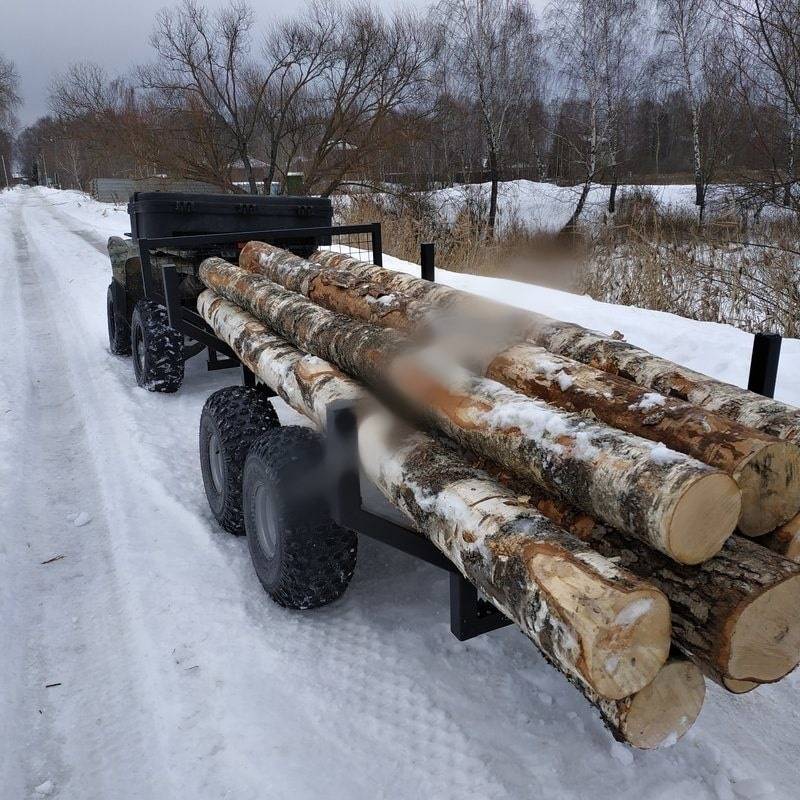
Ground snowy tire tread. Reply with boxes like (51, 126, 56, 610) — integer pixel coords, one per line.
(243, 426, 357, 610)
(199, 386, 280, 535)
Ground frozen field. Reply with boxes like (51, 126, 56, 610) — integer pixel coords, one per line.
(1, 186, 798, 799)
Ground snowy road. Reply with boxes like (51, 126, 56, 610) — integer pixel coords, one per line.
(1, 187, 798, 799)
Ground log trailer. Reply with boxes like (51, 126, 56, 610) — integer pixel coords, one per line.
(105, 192, 510, 638)
(105, 192, 794, 747)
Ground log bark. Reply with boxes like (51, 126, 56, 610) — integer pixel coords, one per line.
(196, 289, 672, 703)
(358, 411, 671, 704)
(239, 243, 800, 536)
(201, 257, 741, 565)
(197, 290, 364, 428)
(762, 512, 800, 563)
(301, 248, 800, 445)
(528, 493, 800, 687)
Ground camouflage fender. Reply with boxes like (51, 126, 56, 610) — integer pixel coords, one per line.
(107, 237, 143, 322)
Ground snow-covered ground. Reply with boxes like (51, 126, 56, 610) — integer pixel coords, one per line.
(2, 186, 798, 800)
(427, 180, 704, 233)
(348, 180, 785, 235)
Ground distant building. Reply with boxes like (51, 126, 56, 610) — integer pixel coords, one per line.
(229, 157, 269, 185)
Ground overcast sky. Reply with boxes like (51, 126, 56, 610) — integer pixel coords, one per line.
(1, 0, 435, 128)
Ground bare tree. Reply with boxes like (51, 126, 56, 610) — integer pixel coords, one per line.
(289, 1, 433, 196)
(658, 0, 714, 219)
(722, 0, 800, 206)
(0, 55, 20, 126)
(254, 5, 337, 192)
(1, 55, 20, 184)
(140, 0, 268, 193)
(547, 0, 640, 230)
(434, 0, 540, 237)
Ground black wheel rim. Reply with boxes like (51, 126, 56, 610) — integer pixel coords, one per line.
(107, 296, 116, 343)
(208, 432, 225, 494)
(134, 328, 145, 374)
(254, 483, 279, 559)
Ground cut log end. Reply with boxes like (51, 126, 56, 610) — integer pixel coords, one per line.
(721, 676, 759, 694)
(589, 589, 672, 700)
(620, 659, 706, 749)
(728, 572, 800, 682)
(667, 472, 741, 564)
(735, 441, 800, 536)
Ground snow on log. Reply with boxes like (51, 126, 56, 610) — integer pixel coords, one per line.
(528, 494, 800, 687)
(200, 257, 741, 564)
(358, 411, 671, 704)
(196, 291, 673, 704)
(488, 344, 800, 536)
(762, 512, 800, 563)
(240, 243, 800, 536)
(304, 249, 800, 444)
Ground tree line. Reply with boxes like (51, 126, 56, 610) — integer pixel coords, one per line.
(8, 0, 800, 230)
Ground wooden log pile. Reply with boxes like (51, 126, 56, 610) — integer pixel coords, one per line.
(194, 243, 800, 750)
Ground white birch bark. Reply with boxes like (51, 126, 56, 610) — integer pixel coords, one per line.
(201, 257, 741, 565)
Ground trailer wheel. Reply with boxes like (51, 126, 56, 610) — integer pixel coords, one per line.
(243, 426, 357, 609)
(130, 300, 184, 392)
(107, 283, 131, 355)
(199, 387, 280, 535)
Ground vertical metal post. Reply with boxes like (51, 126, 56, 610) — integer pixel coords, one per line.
(371, 222, 383, 267)
(242, 364, 256, 387)
(161, 265, 182, 329)
(747, 332, 782, 398)
(420, 242, 435, 282)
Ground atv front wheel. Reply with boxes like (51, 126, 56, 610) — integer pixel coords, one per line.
(130, 300, 184, 392)
(107, 283, 130, 356)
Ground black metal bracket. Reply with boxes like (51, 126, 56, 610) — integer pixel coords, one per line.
(421, 241, 435, 282)
(748, 332, 782, 398)
(325, 401, 512, 641)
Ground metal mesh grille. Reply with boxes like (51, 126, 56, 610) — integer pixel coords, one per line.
(327, 230, 375, 264)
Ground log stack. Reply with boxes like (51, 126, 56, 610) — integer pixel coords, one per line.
(194, 243, 800, 750)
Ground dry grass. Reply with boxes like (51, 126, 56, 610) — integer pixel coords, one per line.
(338, 189, 800, 337)
(584, 191, 800, 336)
(338, 194, 585, 289)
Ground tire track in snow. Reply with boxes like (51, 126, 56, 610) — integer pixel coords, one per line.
(1, 192, 174, 800)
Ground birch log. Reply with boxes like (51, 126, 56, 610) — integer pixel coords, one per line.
(201, 257, 741, 564)
(197, 290, 363, 427)
(589, 656, 705, 748)
(359, 411, 696, 745)
(240, 243, 800, 535)
(196, 289, 673, 704)
(762, 512, 800, 562)
(299, 249, 800, 444)
(526, 494, 800, 687)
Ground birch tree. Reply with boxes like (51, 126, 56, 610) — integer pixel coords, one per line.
(434, 0, 540, 238)
(548, 0, 640, 230)
(657, 0, 714, 220)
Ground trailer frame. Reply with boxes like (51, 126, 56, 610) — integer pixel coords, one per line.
(149, 225, 512, 641)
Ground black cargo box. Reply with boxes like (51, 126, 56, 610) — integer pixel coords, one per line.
(128, 192, 333, 244)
